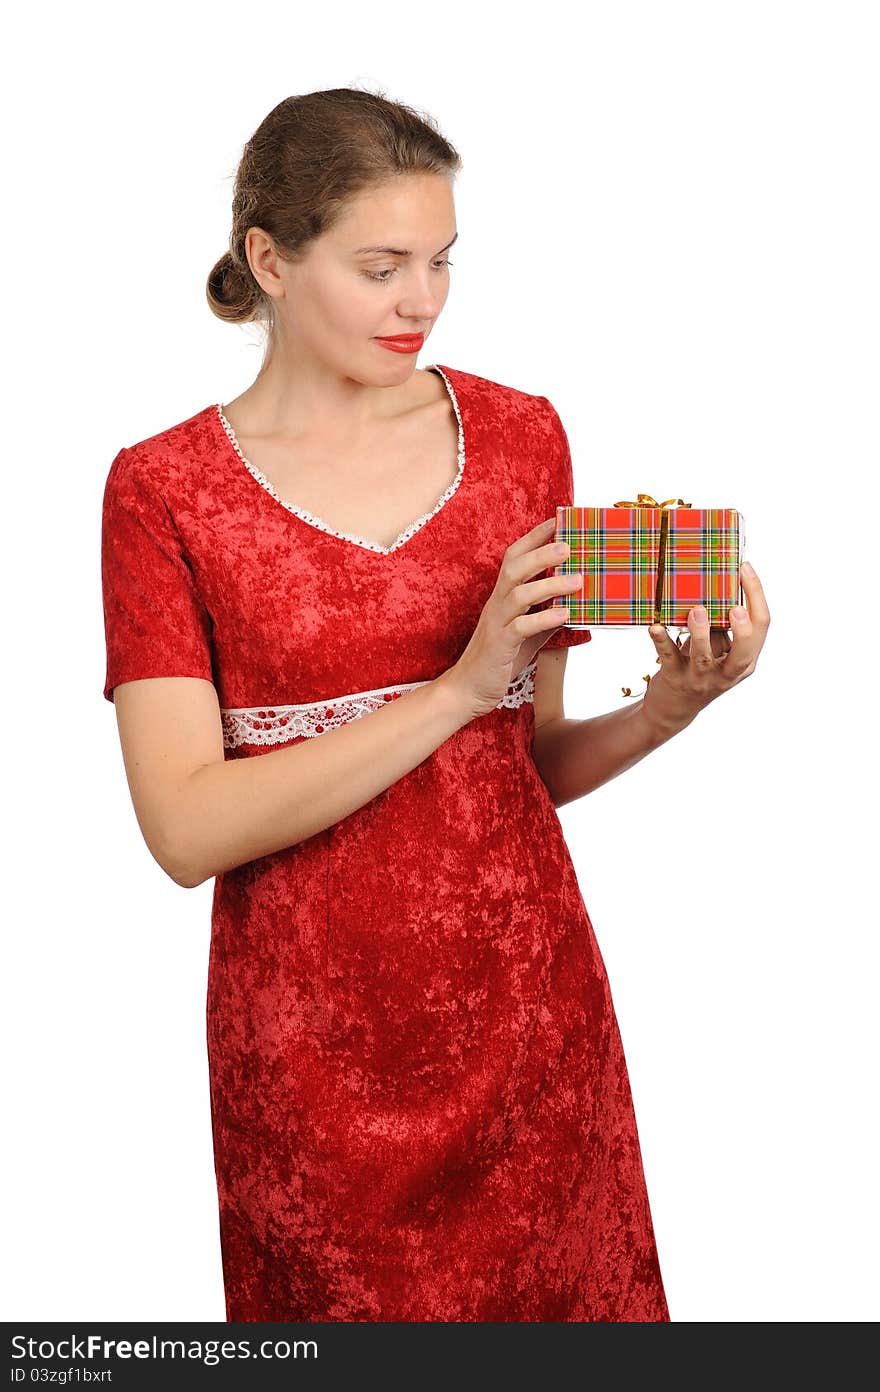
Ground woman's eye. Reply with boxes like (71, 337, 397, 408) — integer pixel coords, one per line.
(363, 259, 454, 284)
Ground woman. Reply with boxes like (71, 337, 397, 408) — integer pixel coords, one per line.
(101, 88, 768, 1322)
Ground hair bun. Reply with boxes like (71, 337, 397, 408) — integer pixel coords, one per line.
(206, 251, 259, 323)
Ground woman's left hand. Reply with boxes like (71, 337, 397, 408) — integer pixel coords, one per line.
(641, 561, 770, 736)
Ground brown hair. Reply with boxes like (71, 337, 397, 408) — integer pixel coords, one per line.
(206, 87, 462, 360)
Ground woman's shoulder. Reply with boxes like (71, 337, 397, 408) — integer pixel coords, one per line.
(107, 403, 222, 493)
(436, 363, 560, 446)
(435, 361, 552, 408)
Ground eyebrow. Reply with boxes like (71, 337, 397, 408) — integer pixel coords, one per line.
(353, 232, 459, 257)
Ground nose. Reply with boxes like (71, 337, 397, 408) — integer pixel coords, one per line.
(395, 274, 447, 322)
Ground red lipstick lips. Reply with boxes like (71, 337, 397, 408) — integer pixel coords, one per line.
(374, 333, 425, 354)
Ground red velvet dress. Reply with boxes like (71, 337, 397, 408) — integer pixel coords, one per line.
(101, 363, 669, 1322)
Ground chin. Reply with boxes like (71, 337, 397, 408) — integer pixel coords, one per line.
(374, 354, 419, 372)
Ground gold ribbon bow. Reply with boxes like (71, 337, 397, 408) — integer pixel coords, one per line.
(612, 493, 691, 511)
(611, 493, 692, 697)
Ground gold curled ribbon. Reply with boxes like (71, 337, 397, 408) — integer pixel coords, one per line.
(611, 493, 692, 627)
(611, 493, 692, 698)
(612, 494, 689, 510)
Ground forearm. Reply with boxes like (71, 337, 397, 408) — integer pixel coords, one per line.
(531, 697, 696, 808)
(173, 672, 474, 888)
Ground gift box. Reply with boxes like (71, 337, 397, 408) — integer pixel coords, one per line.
(551, 493, 747, 629)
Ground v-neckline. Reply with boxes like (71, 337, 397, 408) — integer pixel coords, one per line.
(212, 363, 466, 556)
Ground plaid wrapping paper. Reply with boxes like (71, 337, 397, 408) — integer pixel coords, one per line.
(551, 499, 746, 628)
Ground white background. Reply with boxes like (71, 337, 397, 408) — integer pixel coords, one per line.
(4, 0, 878, 1323)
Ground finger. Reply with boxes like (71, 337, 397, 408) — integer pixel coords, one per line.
(509, 516, 559, 559)
(687, 607, 714, 663)
(518, 570, 582, 626)
(738, 561, 770, 625)
(518, 533, 575, 585)
(648, 624, 680, 664)
(729, 597, 753, 645)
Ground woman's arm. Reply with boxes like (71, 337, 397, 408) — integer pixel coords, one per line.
(114, 670, 474, 889)
(529, 562, 768, 807)
(532, 562, 770, 807)
(531, 698, 693, 809)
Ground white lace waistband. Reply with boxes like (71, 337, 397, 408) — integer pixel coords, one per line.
(220, 659, 537, 749)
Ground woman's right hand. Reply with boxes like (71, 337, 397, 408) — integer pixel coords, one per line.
(441, 517, 584, 719)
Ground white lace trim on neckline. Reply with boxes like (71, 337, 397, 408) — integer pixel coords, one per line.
(215, 365, 465, 556)
(220, 659, 537, 749)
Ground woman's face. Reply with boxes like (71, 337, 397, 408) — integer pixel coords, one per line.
(247, 173, 457, 381)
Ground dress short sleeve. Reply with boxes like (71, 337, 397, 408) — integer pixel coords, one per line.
(538, 398, 592, 650)
(101, 447, 215, 703)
